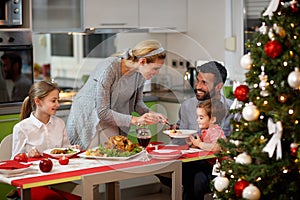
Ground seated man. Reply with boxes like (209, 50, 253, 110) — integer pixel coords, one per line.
(165, 61, 233, 200)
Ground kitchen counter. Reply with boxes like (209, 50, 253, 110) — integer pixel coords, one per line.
(0, 90, 195, 115)
(145, 89, 195, 103)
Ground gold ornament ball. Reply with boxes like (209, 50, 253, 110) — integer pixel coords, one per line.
(240, 54, 253, 70)
(278, 27, 286, 38)
(242, 104, 260, 121)
(288, 67, 300, 89)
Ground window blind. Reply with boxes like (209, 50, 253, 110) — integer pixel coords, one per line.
(245, 0, 270, 19)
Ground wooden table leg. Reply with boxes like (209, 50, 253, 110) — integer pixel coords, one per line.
(106, 182, 120, 200)
(20, 188, 31, 200)
(172, 161, 182, 200)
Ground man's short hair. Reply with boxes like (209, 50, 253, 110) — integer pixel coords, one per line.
(196, 61, 227, 84)
(1, 53, 23, 74)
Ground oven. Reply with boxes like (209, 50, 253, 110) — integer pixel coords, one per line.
(0, 31, 33, 104)
(0, 0, 22, 26)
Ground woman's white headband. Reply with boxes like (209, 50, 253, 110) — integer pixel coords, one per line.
(125, 47, 165, 58)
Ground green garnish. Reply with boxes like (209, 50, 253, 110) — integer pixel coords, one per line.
(97, 145, 142, 157)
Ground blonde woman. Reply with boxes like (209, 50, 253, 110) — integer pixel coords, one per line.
(67, 40, 169, 149)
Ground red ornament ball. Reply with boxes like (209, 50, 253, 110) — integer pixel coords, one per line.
(291, 2, 299, 13)
(234, 85, 249, 102)
(264, 40, 283, 58)
(234, 179, 250, 198)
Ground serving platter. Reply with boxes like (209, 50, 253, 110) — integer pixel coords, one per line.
(43, 148, 80, 158)
(163, 129, 197, 138)
(77, 150, 143, 161)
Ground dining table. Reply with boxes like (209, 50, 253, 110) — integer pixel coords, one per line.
(0, 147, 215, 200)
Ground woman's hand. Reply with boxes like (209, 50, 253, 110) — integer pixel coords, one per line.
(165, 123, 179, 130)
(28, 147, 41, 158)
(135, 112, 169, 125)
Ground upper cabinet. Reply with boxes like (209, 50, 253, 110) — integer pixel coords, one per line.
(32, 0, 187, 33)
(84, 0, 139, 29)
(84, 0, 187, 32)
(32, 0, 83, 32)
(139, 0, 187, 32)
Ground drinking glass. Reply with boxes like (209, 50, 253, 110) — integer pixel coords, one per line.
(136, 125, 152, 162)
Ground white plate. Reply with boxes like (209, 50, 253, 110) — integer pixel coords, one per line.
(43, 148, 80, 158)
(149, 149, 182, 160)
(181, 148, 204, 154)
(78, 150, 143, 161)
(163, 129, 197, 138)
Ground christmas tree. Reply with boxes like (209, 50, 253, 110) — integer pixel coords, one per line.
(212, 0, 300, 199)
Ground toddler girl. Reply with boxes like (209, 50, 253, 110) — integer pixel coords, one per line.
(189, 99, 226, 152)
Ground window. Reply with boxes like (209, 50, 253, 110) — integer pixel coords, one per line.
(51, 34, 73, 57)
(83, 33, 116, 58)
(244, 0, 269, 53)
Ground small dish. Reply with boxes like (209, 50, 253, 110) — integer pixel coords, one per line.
(149, 149, 182, 160)
(43, 148, 80, 158)
(163, 129, 197, 138)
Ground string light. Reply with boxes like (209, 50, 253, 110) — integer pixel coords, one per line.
(283, 61, 288, 66)
(260, 135, 265, 143)
(294, 35, 297, 40)
(291, 23, 295, 28)
(254, 83, 259, 88)
(289, 109, 294, 114)
(259, 115, 264, 119)
(289, 51, 294, 57)
(263, 100, 268, 105)
(256, 96, 260, 100)
(257, 42, 262, 46)
(256, 177, 262, 182)
(278, 94, 287, 103)
(295, 120, 299, 124)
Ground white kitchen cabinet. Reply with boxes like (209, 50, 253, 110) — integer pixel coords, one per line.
(139, 0, 187, 32)
(84, 0, 139, 29)
(32, 0, 83, 32)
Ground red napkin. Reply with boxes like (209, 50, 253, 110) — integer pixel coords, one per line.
(157, 144, 189, 150)
(0, 160, 31, 170)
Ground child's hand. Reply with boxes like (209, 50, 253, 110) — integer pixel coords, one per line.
(28, 147, 41, 158)
(189, 134, 202, 148)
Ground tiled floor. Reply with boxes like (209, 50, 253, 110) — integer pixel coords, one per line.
(120, 183, 214, 200)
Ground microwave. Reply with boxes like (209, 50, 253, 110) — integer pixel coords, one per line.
(0, 0, 22, 26)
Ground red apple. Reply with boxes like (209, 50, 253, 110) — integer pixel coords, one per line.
(58, 156, 69, 165)
(14, 153, 28, 163)
(39, 158, 53, 172)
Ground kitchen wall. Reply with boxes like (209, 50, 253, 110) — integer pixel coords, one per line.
(32, 0, 247, 90)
